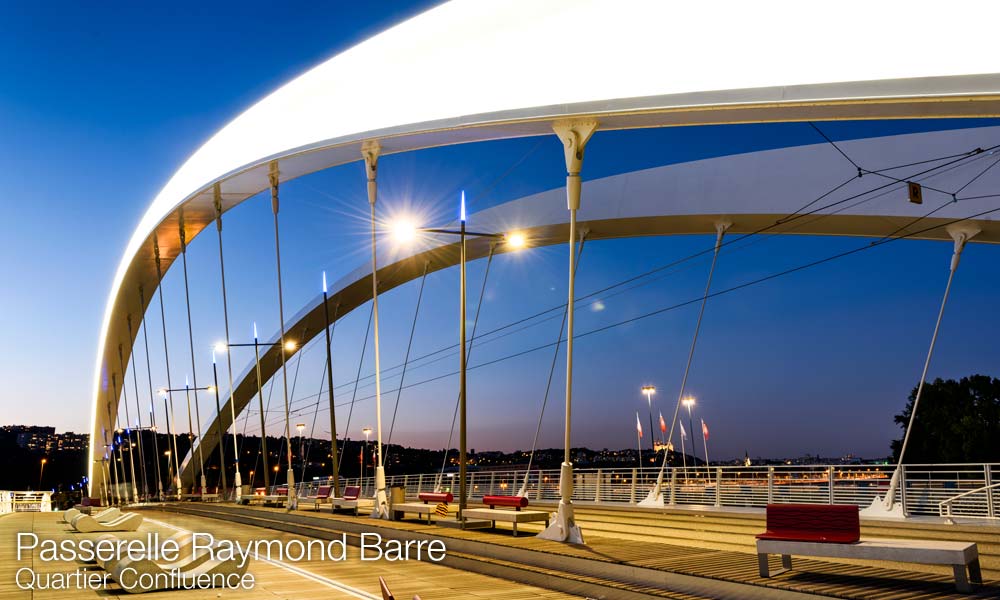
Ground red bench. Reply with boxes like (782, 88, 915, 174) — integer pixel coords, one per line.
(482, 495, 529, 510)
(331, 485, 364, 515)
(756, 503, 981, 592)
(756, 504, 860, 543)
(302, 485, 332, 510)
(417, 492, 453, 504)
(464, 495, 548, 536)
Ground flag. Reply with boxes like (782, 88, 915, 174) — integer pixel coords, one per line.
(680, 422, 687, 439)
(701, 418, 709, 441)
(635, 412, 643, 438)
(659, 412, 667, 434)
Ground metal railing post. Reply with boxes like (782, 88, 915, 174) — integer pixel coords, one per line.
(899, 465, 907, 515)
(828, 466, 835, 505)
(595, 469, 602, 503)
(630, 468, 637, 504)
(468, 472, 475, 501)
(767, 467, 774, 504)
(489, 472, 495, 496)
(536, 471, 542, 501)
(986, 464, 995, 518)
(715, 467, 722, 507)
(669, 467, 677, 506)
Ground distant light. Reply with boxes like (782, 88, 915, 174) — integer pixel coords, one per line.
(284, 340, 297, 351)
(389, 217, 418, 244)
(682, 396, 696, 408)
(460, 190, 467, 223)
(506, 232, 526, 249)
(206, 385, 217, 393)
(322, 271, 328, 294)
(642, 385, 656, 395)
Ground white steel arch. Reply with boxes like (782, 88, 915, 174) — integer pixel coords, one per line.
(91, 0, 1000, 493)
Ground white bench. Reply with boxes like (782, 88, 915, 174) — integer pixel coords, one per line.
(461, 507, 550, 537)
(757, 538, 982, 593)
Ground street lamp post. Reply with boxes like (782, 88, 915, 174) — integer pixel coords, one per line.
(683, 396, 697, 478)
(361, 427, 373, 494)
(223, 326, 297, 491)
(39, 458, 47, 489)
(296, 423, 306, 465)
(642, 386, 656, 453)
(159, 382, 219, 496)
(321, 272, 341, 497)
(389, 193, 525, 523)
(210, 351, 228, 497)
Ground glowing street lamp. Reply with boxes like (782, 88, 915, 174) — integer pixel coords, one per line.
(388, 191, 527, 523)
(39, 458, 47, 489)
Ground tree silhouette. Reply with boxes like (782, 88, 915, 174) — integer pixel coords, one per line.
(891, 375, 1000, 463)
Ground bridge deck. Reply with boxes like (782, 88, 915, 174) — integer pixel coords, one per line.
(0, 511, 576, 600)
(159, 502, 1000, 599)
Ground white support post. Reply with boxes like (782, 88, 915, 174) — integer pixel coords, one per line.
(828, 467, 835, 505)
(715, 467, 722, 507)
(595, 469, 602, 503)
(668, 467, 677, 506)
(863, 223, 979, 518)
(362, 140, 390, 520)
(630, 468, 638, 505)
(768, 467, 775, 504)
(537, 119, 597, 544)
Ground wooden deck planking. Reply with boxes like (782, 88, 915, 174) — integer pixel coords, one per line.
(0, 511, 578, 600)
(181, 502, 1000, 599)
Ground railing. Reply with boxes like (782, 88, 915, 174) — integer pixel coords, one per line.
(0, 491, 52, 513)
(286, 463, 1000, 519)
(940, 481, 1000, 522)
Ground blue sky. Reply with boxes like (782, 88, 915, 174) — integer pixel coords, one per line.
(2, 1, 999, 461)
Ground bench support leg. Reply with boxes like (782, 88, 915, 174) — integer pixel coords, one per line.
(969, 559, 983, 585)
(513, 522, 518, 537)
(953, 564, 971, 593)
(781, 554, 792, 571)
(758, 553, 770, 578)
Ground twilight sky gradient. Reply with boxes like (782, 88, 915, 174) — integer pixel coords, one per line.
(2, 1, 999, 461)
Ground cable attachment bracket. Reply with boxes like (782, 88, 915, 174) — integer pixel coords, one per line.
(553, 120, 598, 210)
(362, 140, 381, 206)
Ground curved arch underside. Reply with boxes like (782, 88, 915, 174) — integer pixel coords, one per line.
(176, 125, 1000, 485)
(91, 0, 1000, 491)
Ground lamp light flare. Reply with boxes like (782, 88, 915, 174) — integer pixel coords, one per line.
(460, 190, 467, 223)
(284, 340, 297, 351)
(213, 342, 227, 354)
(506, 232, 526, 249)
(322, 271, 328, 294)
(682, 396, 696, 409)
(389, 218, 418, 244)
(253, 321, 258, 340)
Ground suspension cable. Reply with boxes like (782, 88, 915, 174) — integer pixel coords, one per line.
(384, 263, 429, 467)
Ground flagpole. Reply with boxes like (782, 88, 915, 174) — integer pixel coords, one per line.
(680, 424, 688, 483)
(636, 412, 642, 471)
(701, 419, 711, 485)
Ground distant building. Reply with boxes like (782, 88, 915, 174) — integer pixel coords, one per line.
(1, 425, 87, 452)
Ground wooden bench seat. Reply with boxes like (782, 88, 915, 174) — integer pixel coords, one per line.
(393, 492, 453, 523)
(462, 495, 549, 536)
(756, 503, 982, 593)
